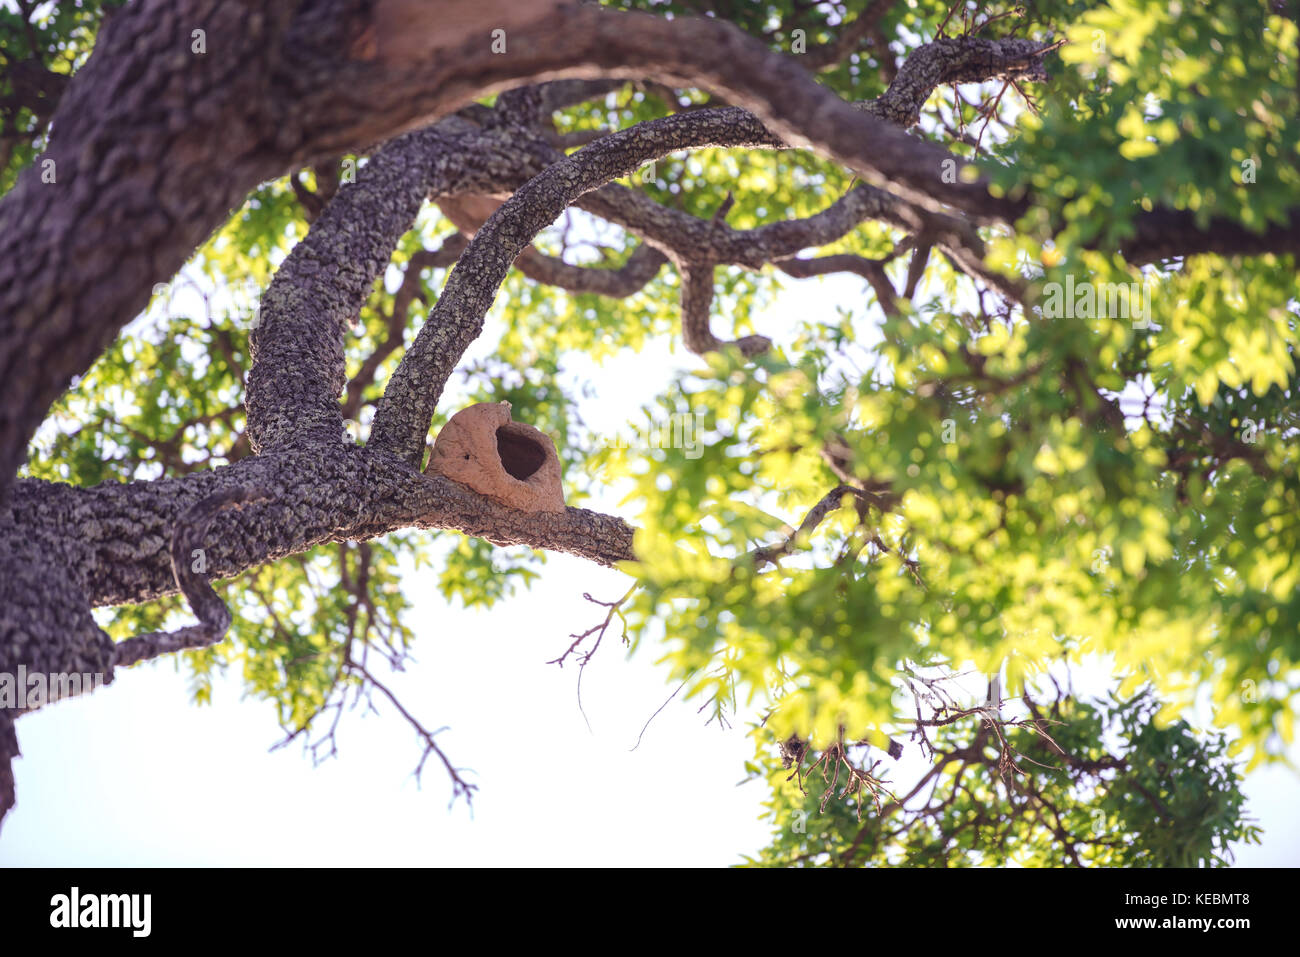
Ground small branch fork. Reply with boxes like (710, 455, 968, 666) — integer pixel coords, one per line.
(548, 586, 636, 668)
(270, 653, 477, 809)
(348, 655, 478, 807)
(780, 729, 895, 822)
(111, 491, 480, 806)
(113, 487, 272, 668)
(769, 665, 1082, 827)
(819, 673, 1147, 866)
(549, 585, 638, 730)
(749, 485, 870, 569)
(265, 541, 478, 808)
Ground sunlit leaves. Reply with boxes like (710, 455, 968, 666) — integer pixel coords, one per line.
(14, 0, 1296, 866)
(1005, 0, 1298, 244)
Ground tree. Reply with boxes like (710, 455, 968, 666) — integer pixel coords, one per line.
(0, 0, 1294, 866)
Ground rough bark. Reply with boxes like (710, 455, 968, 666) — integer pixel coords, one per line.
(0, 1, 1050, 492)
(679, 263, 771, 357)
(4, 449, 635, 615)
(368, 107, 792, 465)
(2, 0, 1293, 831)
(110, 486, 274, 667)
(0, 0, 1247, 494)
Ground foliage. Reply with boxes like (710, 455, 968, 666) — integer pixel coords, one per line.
(10, 0, 1296, 864)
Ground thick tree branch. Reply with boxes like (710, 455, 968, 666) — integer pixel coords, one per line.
(246, 120, 473, 454)
(355, 4, 1018, 219)
(776, 254, 900, 316)
(858, 36, 1054, 128)
(1121, 207, 1300, 264)
(367, 108, 785, 465)
(0, 710, 14, 829)
(1, 3, 1042, 493)
(5, 446, 636, 616)
(112, 486, 272, 668)
(679, 263, 771, 357)
(515, 242, 668, 297)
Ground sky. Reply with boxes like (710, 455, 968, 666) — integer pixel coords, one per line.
(2, 259, 1297, 867)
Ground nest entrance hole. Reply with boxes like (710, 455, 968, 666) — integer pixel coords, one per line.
(496, 427, 547, 480)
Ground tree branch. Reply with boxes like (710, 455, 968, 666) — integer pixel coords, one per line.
(367, 108, 785, 465)
(750, 486, 866, 569)
(1121, 207, 1300, 264)
(679, 263, 771, 357)
(515, 242, 668, 297)
(7, 446, 636, 614)
(1, 3, 1042, 493)
(775, 253, 900, 316)
(112, 486, 272, 668)
(245, 120, 474, 454)
(858, 36, 1055, 128)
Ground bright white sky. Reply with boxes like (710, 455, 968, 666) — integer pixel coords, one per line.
(1, 261, 1296, 866)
